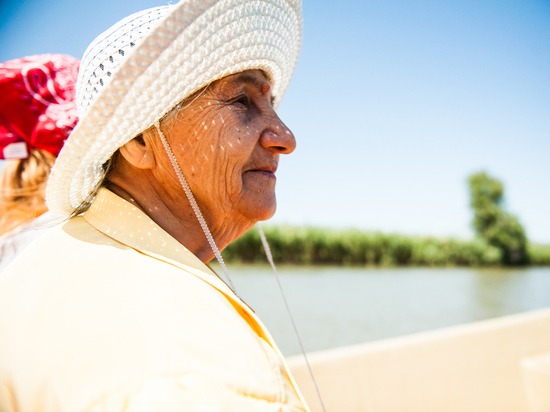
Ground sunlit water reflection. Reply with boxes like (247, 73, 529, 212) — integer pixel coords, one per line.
(215, 265, 550, 356)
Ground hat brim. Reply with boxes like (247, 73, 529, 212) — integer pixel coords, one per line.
(46, 0, 302, 215)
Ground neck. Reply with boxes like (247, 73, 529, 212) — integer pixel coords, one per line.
(106, 171, 253, 263)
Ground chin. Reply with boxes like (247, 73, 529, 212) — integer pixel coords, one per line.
(239, 195, 277, 222)
(255, 206, 276, 222)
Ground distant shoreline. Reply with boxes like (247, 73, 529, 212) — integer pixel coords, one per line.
(223, 226, 550, 267)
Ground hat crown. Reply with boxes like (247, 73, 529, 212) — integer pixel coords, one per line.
(76, 6, 173, 118)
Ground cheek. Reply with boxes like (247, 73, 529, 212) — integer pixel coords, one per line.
(171, 118, 243, 194)
(209, 110, 258, 179)
(167, 107, 260, 203)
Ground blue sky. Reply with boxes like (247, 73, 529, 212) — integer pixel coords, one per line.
(1, 0, 549, 243)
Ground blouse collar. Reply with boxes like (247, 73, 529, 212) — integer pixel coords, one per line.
(83, 187, 235, 297)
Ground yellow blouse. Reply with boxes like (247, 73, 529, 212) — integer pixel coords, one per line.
(0, 188, 310, 412)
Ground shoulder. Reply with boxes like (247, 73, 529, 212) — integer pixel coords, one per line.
(0, 216, 306, 411)
(0, 215, 236, 327)
(0, 215, 268, 401)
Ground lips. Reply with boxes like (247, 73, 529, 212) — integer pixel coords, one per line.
(243, 164, 277, 188)
(244, 170, 276, 182)
(242, 162, 278, 194)
(244, 163, 277, 175)
(249, 170, 275, 179)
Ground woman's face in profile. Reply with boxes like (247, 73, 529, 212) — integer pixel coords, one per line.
(161, 70, 296, 224)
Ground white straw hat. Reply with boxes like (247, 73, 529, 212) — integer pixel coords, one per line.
(46, 0, 302, 215)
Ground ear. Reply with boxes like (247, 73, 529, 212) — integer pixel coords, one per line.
(119, 134, 156, 169)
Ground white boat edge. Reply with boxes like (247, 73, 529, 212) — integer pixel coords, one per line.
(288, 307, 550, 412)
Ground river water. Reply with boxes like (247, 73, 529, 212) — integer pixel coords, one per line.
(218, 265, 550, 356)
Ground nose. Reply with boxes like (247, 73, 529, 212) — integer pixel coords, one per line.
(259, 112, 296, 155)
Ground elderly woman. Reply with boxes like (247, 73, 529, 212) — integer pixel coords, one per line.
(0, 1, 310, 411)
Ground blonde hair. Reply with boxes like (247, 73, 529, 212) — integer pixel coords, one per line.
(0, 149, 56, 236)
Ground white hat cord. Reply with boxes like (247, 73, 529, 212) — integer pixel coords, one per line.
(256, 223, 328, 412)
(155, 121, 237, 294)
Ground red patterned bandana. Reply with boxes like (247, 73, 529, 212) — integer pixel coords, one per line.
(0, 54, 79, 160)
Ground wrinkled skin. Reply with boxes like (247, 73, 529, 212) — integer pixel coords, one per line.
(108, 70, 296, 262)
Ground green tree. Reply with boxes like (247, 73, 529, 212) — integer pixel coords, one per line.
(468, 172, 528, 265)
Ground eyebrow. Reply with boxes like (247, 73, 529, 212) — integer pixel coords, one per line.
(227, 71, 269, 90)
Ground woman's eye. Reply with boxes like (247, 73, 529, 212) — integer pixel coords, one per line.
(234, 95, 249, 107)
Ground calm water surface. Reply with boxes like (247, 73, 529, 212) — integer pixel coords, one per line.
(217, 265, 550, 356)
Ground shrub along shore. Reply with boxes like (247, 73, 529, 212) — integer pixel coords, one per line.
(223, 226, 550, 267)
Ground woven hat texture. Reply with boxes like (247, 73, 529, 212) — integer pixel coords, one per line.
(46, 0, 302, 215)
